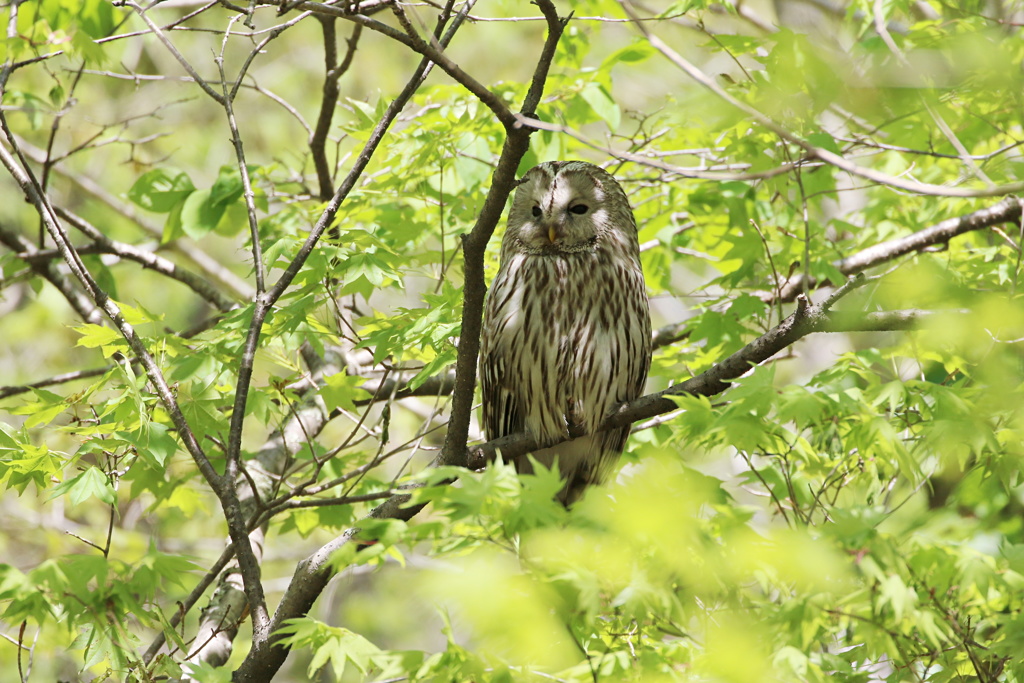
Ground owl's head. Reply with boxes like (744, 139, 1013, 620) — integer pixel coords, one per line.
(504, 161, 637, 256)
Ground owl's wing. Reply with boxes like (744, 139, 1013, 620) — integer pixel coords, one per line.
(631, 272, 654, 401)
(479, 346, 523, 440)
(602, 269, 653, 454)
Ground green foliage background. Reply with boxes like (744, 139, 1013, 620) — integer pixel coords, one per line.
(1, 0, 1024, 681)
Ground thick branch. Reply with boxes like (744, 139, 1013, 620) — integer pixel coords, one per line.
(470, 302, 942, 467)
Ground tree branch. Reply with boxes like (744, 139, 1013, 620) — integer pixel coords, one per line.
(230, 4, 566, 679)
(469, 298, 944, 468)
(618, 1, 1024, 199)
(774, 196, 1024, 300)
(296, 2, 519, 130)
(310, 19, 361, 200)
(119, 2, 226, 105)
(5, 95, 256, 301)
(52, 206, 239, 312)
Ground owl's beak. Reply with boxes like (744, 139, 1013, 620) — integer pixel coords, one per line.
(548, 225, 558, 243)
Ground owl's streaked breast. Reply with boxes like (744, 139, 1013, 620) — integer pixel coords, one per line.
(479, 161, 652, 503)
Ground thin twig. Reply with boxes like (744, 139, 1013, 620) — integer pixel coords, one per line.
(119, 1, 226, 104)
(617, 1, 1024, 198)
(297, 2, 518, 129)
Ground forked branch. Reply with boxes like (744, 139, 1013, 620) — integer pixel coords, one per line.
(230, 3, 567, 679)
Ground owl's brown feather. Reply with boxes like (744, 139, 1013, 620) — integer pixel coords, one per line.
(479, 161, 652, 504)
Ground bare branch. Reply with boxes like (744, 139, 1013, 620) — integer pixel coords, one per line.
(0, 366, 108, 401)
(297, 3, 519, 130)
(215, 16, 280, 297)
(53, 207, 239, 311)
(310, 20, 362, 199)
(119, 2, 226, 104)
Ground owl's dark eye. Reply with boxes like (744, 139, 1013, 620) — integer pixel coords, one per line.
(532, 206, 542, 218)
(569, 204, 589, 215)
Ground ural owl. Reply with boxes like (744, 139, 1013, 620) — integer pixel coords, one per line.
(479, 161, 652, 504)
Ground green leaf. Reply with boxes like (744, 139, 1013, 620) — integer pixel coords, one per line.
(51, 466, 116, 505)
(174, 166, 247, 239)
(338, 252, 400, 298)
(73, 323, 121, 349)
(120, 423, 178, 468)
(127, 168, 195, 213)
(178, 188, 224, 240)
(321, 373, 372, 412)
(208, 164, 245, 207)
(877, 573, 917, 622)
(807, 131, 843, 156)
(12, 388, 74, 429)
(77, 0, 119, 39)
(579, 82, 621, 131)
(662, 0, 710, 15)
(276, 618, 382, 679)
(454, 134, 492, 189)
(162, 198, 186, 243)
(601, 42, 655, 67)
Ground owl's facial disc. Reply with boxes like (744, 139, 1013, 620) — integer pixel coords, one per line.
(515, 170, 606, 254)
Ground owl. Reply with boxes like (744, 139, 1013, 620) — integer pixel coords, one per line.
(479, 161, 652, 504)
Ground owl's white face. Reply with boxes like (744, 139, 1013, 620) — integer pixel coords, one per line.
(508, 162, 614, 254)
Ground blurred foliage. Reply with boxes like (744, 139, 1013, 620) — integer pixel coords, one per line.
(1, 0, 1024, 681)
